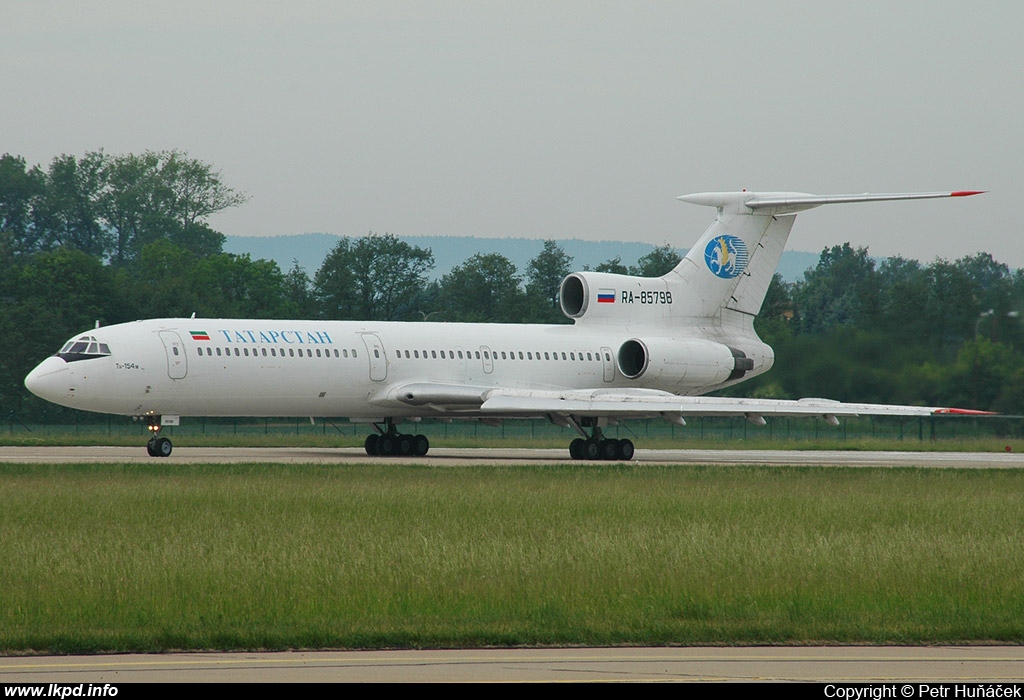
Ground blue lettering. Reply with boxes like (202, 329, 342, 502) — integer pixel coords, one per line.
(234, 331, 248, 343)
(268, 330, 281, 344)
(259, 331, 274, 343)
(313, 331, 333, 344)
(245, 330, 257, 343)
(218, 330, 232, 342)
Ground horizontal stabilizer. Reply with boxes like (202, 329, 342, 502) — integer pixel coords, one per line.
(679, 190, 984, 215)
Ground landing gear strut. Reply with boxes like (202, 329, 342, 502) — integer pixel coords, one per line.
(364, 420, 429, 457)
(568, 426, 634, 461)
(143, 416, 173, 457)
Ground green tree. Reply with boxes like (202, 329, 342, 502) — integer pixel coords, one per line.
(101, 150, 244, 264)
(314, 233, 434, 320)
(922, 259, 980, 351)
(439, 253, 525, 322)
(525, 239, 573, 323)
(594, 256, 628, 275)
(33, 152, 110, 258)
(629, 244, 681, 277)
(281, 260, 314, 318)
(0, 248, 120, 418)
(192, 253, 293, 318)
(753, 272, 796, 346)
(794, 243, 879, 334)
(0, 153, 45, 255)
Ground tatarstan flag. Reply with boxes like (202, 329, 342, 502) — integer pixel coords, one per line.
(190, 330, 211, 341)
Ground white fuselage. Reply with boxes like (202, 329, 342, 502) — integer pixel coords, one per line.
(24, 317, 772, 420)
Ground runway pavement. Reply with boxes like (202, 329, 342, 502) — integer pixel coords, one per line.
(3, 647, 1024, 683)
(3, 445, 1024, 467)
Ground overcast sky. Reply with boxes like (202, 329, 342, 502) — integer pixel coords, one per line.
(4, 1, 1019, 267)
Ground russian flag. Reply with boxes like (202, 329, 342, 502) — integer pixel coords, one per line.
(190, 330, 211, 341)
(597, 288, 615, 304)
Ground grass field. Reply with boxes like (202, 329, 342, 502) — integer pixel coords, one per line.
(2, 462, 1023, 653)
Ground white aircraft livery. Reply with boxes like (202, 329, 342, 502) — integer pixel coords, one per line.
(25, 190, 988, 459)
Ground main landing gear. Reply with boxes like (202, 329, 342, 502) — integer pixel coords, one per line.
(364, 420, 429, 457)
(568, 426, 634, 461)
(142, 416, 173, 457)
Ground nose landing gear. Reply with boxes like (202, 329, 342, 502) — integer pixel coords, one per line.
(142, 415, 173, 457)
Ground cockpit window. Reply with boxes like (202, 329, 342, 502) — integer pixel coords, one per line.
(57, 335, 113, 363)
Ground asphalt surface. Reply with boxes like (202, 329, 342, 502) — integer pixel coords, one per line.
(3, 647, 1024, 683)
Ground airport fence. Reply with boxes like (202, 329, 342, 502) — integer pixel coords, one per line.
(4, 413, 1023, 445)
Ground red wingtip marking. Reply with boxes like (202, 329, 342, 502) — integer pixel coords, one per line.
(950, 190, 985, 197)
(933, 408, 997, 415)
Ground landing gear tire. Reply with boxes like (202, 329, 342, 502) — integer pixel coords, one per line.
(413, 434, 429, 456)
(397, 435, 413, 456)
(366, 427, 430, 457)
(364, 434, 379, 455)
(147, 436, 172, 457)
(568, 435, 634, 461)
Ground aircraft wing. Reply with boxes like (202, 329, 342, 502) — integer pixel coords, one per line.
(476, 389, 992, 422)
(384, 384, 991, 422)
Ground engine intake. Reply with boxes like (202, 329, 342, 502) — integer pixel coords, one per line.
(559, 273, 589, 318)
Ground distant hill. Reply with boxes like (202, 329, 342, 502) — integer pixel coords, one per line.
(223, 233, 820, 283)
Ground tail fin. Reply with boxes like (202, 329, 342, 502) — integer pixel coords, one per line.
(668, 190, 983, 320)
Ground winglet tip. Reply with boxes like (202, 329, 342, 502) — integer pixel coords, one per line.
(932, 407, 997, 415)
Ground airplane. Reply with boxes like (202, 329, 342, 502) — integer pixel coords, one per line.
(24, 189, 989, 460)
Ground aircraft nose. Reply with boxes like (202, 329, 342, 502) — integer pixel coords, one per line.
(24, 356, 71, 402)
